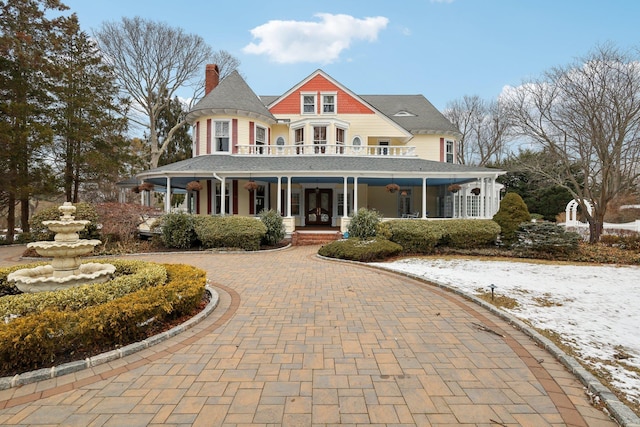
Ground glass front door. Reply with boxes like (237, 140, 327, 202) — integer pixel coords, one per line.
(305, 188, 332, 226)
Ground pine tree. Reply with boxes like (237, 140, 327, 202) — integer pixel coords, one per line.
(0, 0, 68, 242)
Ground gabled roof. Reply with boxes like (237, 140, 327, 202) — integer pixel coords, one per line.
(186, 70, 276, 125)
(361, 95, 461, 137)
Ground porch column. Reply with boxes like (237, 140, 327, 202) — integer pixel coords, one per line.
(286, 176, 292, 217)
(422, 177, 427, 219)
(277, 176, 282, 216)
(343, 176, 348, 218)
(165, 176, 171, 213)
(353, 177, 359, 212)
(220, 176, 226, 216)
(491, 176, 497, 215)
(479, 177, 485, 218)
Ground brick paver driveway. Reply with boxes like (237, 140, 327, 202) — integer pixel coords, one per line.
(0, 245, 615, 426)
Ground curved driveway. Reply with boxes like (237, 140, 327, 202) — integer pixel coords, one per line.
(0, 245, 616, 426)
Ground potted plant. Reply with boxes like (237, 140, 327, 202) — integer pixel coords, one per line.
(138, 182, 154, 192)
(244, 180, 259, 191)
(186, 181, 203, 192)
(471, 187, 481, 195)
(386, 183, 400, 193)
(447, 184, 461, 193)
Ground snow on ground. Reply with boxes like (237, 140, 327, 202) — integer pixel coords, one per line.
(371, 257, 640, 405)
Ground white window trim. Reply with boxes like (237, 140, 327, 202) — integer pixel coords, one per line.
(321, 92, 337, 115)
(301, 92, 317, 115)
(214, 119, 231, 153)
(255, 124, 267, 145)
(292, 125, 305, 145)
(445, 139, 455, 163)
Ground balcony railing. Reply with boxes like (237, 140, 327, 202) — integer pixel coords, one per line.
(235, 143, 416, 157)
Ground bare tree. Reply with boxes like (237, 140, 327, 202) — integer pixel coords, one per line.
(213, 49, 243, 81)
(94, 17, 219, 169)
(444, 95, 510, 166)
(503, 44, 640, 242)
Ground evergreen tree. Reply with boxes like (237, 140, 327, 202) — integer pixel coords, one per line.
(0, 0, 68, 242)
(50, 14, 130, 203)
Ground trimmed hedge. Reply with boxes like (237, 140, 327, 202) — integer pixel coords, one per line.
(159, 212, 198, 249)
(0, 260, 167, 319)
(0, 263, 205, 375)
(194, 215, 266, 251)
(318, 238, 403, 262)
(386, 220, 445, 254)
(439, 219, 501, 249)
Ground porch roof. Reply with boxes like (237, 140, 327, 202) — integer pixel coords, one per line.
(137, 154, 504, 188)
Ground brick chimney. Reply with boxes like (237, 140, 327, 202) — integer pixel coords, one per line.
(205, 64, 220, 95)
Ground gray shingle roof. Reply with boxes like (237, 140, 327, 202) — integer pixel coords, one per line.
(361, 95, 460, 136)
(186, 71, 276, 125)
(139, 154, 498, 177)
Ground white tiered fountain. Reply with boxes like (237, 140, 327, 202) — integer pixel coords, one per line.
(8, 202, 116, 293)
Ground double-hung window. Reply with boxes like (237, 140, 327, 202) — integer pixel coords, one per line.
(445, 139, 454, 163)
(214, 121, 230, 152)
(322, 94, 336, 114)
(314, 126, 327, 154)
(294, 127, 305, 154)
(336, 127, 345, 154)
(255, 125, 266, 154)
(302, 94, 316, 114)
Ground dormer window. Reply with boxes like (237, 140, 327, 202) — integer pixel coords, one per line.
(302, 93, 316, 114)
(394, 110, 416, 117)
(322, 93, 336, 114)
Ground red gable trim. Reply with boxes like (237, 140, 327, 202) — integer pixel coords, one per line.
(269, 74, 374, 115)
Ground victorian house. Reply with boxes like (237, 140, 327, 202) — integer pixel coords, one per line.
(136, 65, 504, 235)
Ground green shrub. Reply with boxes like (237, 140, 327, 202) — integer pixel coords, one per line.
(0, 263, 205, 375)
(348, 208, 382, 239)
(493, 192, 531, 245)
(194, 215, 266, 251)
(387, 220, 445, 254)
(513, 222, 581, 258)
(318, 238, 402, 262)
(29, 203, 100, 241)
(0, 260, 167, 319)
(159, 212, 198, 249)
(440, 219, 501, 249)
(259, 209, 285, 246)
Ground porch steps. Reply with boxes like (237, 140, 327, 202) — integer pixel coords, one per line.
(291, 230, 343, 246)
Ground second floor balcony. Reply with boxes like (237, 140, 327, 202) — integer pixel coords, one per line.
(235, 143, 417, 157)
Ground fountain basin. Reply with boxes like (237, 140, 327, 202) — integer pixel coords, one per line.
(8, 263, 116, 293)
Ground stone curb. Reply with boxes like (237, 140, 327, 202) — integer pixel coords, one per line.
(318, 254, 640, 427)
(0, 285, 219, 391)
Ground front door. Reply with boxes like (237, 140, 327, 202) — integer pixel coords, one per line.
(305, 189, 332, 226)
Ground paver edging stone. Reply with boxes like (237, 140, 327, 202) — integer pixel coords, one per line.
(316, 253, 640, 427)
(0, 285, 219, 391)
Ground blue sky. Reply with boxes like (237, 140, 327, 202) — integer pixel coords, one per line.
(61, 0, 638, 110)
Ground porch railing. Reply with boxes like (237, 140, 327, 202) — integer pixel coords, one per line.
(235, 143, 416, 157)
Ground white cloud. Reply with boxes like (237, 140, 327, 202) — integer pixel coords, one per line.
(243, 13, 389, 64)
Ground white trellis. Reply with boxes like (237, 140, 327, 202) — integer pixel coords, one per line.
(565, 199, 593, 226)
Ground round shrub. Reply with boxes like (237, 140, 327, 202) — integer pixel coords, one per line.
(29, 202, 100, 241)
(194, 215, 266, 251)
(259, 209, 285, 246)
(386, 219, 445, 254)
(348, 208, 382, 239)
(440, 219, 501, 249)
(493, 192, 531, 245)
(318, 238, 402, 262)
(159, 212, 198, 249)
(513, 222, 581, 259)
